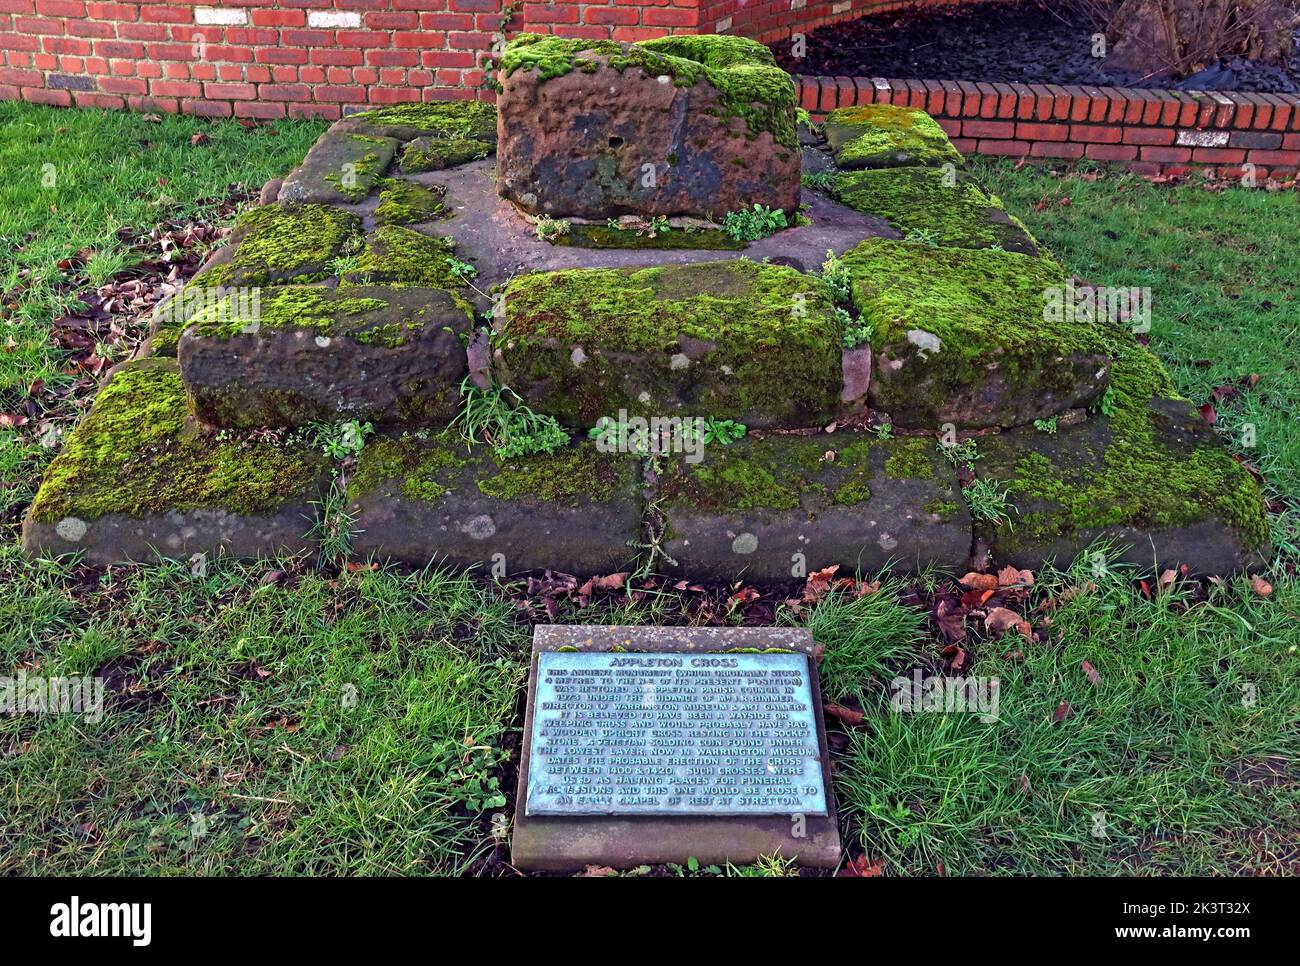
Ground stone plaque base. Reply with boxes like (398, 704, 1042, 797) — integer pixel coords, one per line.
(510, 625, 841, 872)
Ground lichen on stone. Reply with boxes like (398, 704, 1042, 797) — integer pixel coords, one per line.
(28, 358, 326, 523)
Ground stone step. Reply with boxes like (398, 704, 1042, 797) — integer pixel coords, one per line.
(22, 358, 330, 566)
(842, 237, 1114, 429)
(833, 167, 1040, 255)
(822, 103, 963, 170)
(652, 433, 972, 582)
(346, 435, 644, 574)
(971, 344, 1271, 575)
(178, 284, 472, 429)
(277, 129, 399, 206)
(496, 259, 852, 430)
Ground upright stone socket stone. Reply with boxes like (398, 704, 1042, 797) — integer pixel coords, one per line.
(495, 34, 801, 220)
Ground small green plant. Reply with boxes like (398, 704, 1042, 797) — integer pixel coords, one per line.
(963, 478, 1015, 528)
(534, 216, 570, 243)
(727, 852, 799, 877)
(445, 255, 477, 280)
(701, 417, 746, 446)
(310, 486, 357, 564)
(310, 419, 374, 460)
(938, 438, 982, 471)
(431, 741, 509, 812)
(1093, 386, 1118, 417)
(904, 227, 940, 246)
(722, 204, 787, 242)
(796, 107, 813, 129)
(874, 422, 894, 441)
(837, 307, 873, 349)
(801, 170, 837, 192)
(1033, 416, 1058, 434)
(456, 380, 570, 459)
(821, 249, 852, 304)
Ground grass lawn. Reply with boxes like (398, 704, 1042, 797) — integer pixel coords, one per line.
(1, 105, 1296, 876)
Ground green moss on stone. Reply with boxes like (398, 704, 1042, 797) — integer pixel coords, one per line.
(199, 204, 361, 288)
(349, 435, 621, 508)
(348, 101, 496, 139)
(824, 103, 962, 169)
(188, 286, 396, 342)
(658, 434, 916, 512)
(883, 437, 935, 480)
(476, 443, 623, 507)
(499, 34, 797, 150)
(28, 358, 326, 523)
(374, 178, 446, 225)
(556, 223, 745, 250)
(986, 342, 1269, 554)
(843, 238, 1115, 420)
(344, 225, 464, 290)
(349, 433, 469, 504)
(501, 260, 841, 425)
(399, 137, 492, 173)
(834, 167, 1039, 252)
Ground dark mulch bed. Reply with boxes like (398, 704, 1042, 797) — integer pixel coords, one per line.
(773, 0, 1300, 93)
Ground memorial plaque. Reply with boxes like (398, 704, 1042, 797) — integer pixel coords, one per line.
(511, 625, 842, 872)
(525, 651, 827, 817)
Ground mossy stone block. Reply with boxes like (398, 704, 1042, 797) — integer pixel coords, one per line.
(654, 434, 971, 582)
(148, 204, 364, 355)
(343, 225, 467, 290)
(398, 136, 492, 173)
(498, 260, 844, 429)
(278, 130, 399, 205)
(823, 103, 963, 170)
(974, 344, 1269, 574)
(833, 167, 1039, 255)
(337, 101, 498, 144)
(374, 178, 447, 226)
(22, 358, 329, 565)
(843, 238, 1112, 429)
(347, 435, 643, 574)
(178, 285, 473, 429)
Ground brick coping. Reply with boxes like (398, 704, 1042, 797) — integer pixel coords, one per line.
(797, 73, 1300, 180)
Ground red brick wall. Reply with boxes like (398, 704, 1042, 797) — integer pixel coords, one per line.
(4, 0, 1299, 180)
(799, 76, 1300, 181)
(0, 0, 990, 118)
